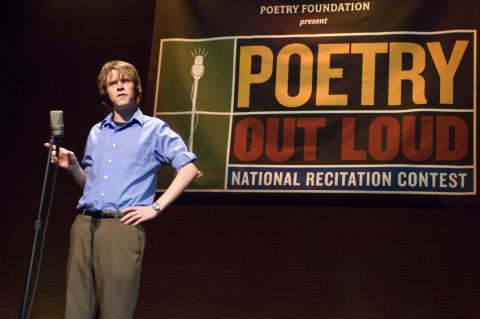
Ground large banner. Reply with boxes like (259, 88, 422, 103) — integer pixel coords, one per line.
(148, 0, 478, 202)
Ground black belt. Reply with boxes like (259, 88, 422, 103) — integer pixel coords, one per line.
(79, 209, 124, 219)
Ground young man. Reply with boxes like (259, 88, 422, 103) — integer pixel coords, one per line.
(46, 60, 198, 318)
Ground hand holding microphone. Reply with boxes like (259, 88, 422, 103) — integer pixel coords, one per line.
(43, 110, 86, 187)
(44, 110, 77, 171)
(43, 143, 77, 170)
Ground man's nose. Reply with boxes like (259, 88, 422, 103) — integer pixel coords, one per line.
(116, 81, 124, 90)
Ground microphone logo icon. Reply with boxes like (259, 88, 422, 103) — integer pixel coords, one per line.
(189, 48, 208, 151)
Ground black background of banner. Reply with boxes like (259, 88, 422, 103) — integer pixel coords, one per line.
(149, 0, 479, 207)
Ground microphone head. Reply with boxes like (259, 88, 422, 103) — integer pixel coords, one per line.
(50, 110, 64, 137)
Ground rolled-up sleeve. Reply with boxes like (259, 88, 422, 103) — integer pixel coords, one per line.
(154, 123, 196, 171)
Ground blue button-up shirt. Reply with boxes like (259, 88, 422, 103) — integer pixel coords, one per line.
(77, 108, 196, 211)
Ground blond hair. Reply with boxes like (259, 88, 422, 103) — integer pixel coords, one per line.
(97, 60, 142, 107)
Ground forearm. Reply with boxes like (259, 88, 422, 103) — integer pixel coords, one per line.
(155, 162, 198, 212)
(121, 162, 198, 226)
(68, 159, 87, 189)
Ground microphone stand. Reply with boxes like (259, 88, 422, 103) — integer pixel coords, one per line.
(19, 135, 61, 319)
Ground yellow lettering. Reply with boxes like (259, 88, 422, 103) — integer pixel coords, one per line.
(275, 43, 313, 107)
(351, 42, 388, 105)
(237, 45, 273, 108)
(427, 40, 468, 104)
(316, 43, 350, 106)
(388, 42, 427, 105)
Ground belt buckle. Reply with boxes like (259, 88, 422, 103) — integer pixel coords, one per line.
(114, 211, 124, 219)
(103, 210, 122, 219)
(99, 210, 108, 218)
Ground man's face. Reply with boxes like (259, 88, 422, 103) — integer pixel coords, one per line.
(106, 69, 136, 109)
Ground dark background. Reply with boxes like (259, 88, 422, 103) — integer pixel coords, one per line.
(3, 0, 479, 318)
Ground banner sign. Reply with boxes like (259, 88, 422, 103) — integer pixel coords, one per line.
(150, 1, 478, 198)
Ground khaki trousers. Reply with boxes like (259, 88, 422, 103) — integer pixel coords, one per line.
(65, 214, 146, 319)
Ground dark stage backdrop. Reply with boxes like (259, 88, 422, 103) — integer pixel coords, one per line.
(3, 1, 480, 318)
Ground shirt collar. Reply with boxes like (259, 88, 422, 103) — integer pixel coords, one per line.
(100, 108, 145, 129)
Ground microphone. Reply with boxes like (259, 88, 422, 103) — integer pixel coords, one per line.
(50, 110, 64, 137)
(21, 110, 64, 319)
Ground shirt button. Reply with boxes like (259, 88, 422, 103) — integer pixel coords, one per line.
(112, 144, 116, 147)
(108, 159, 112, 163)
(101, 193, 105, 196)
(104, 176, 108, 179)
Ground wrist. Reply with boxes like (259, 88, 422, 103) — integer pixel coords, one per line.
(68, 160, 81, 174)
(151, 202, 162, 217)
(67, 155, 79, 170)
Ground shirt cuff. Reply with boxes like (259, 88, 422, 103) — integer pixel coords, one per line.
(171, 151, 196, 171)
